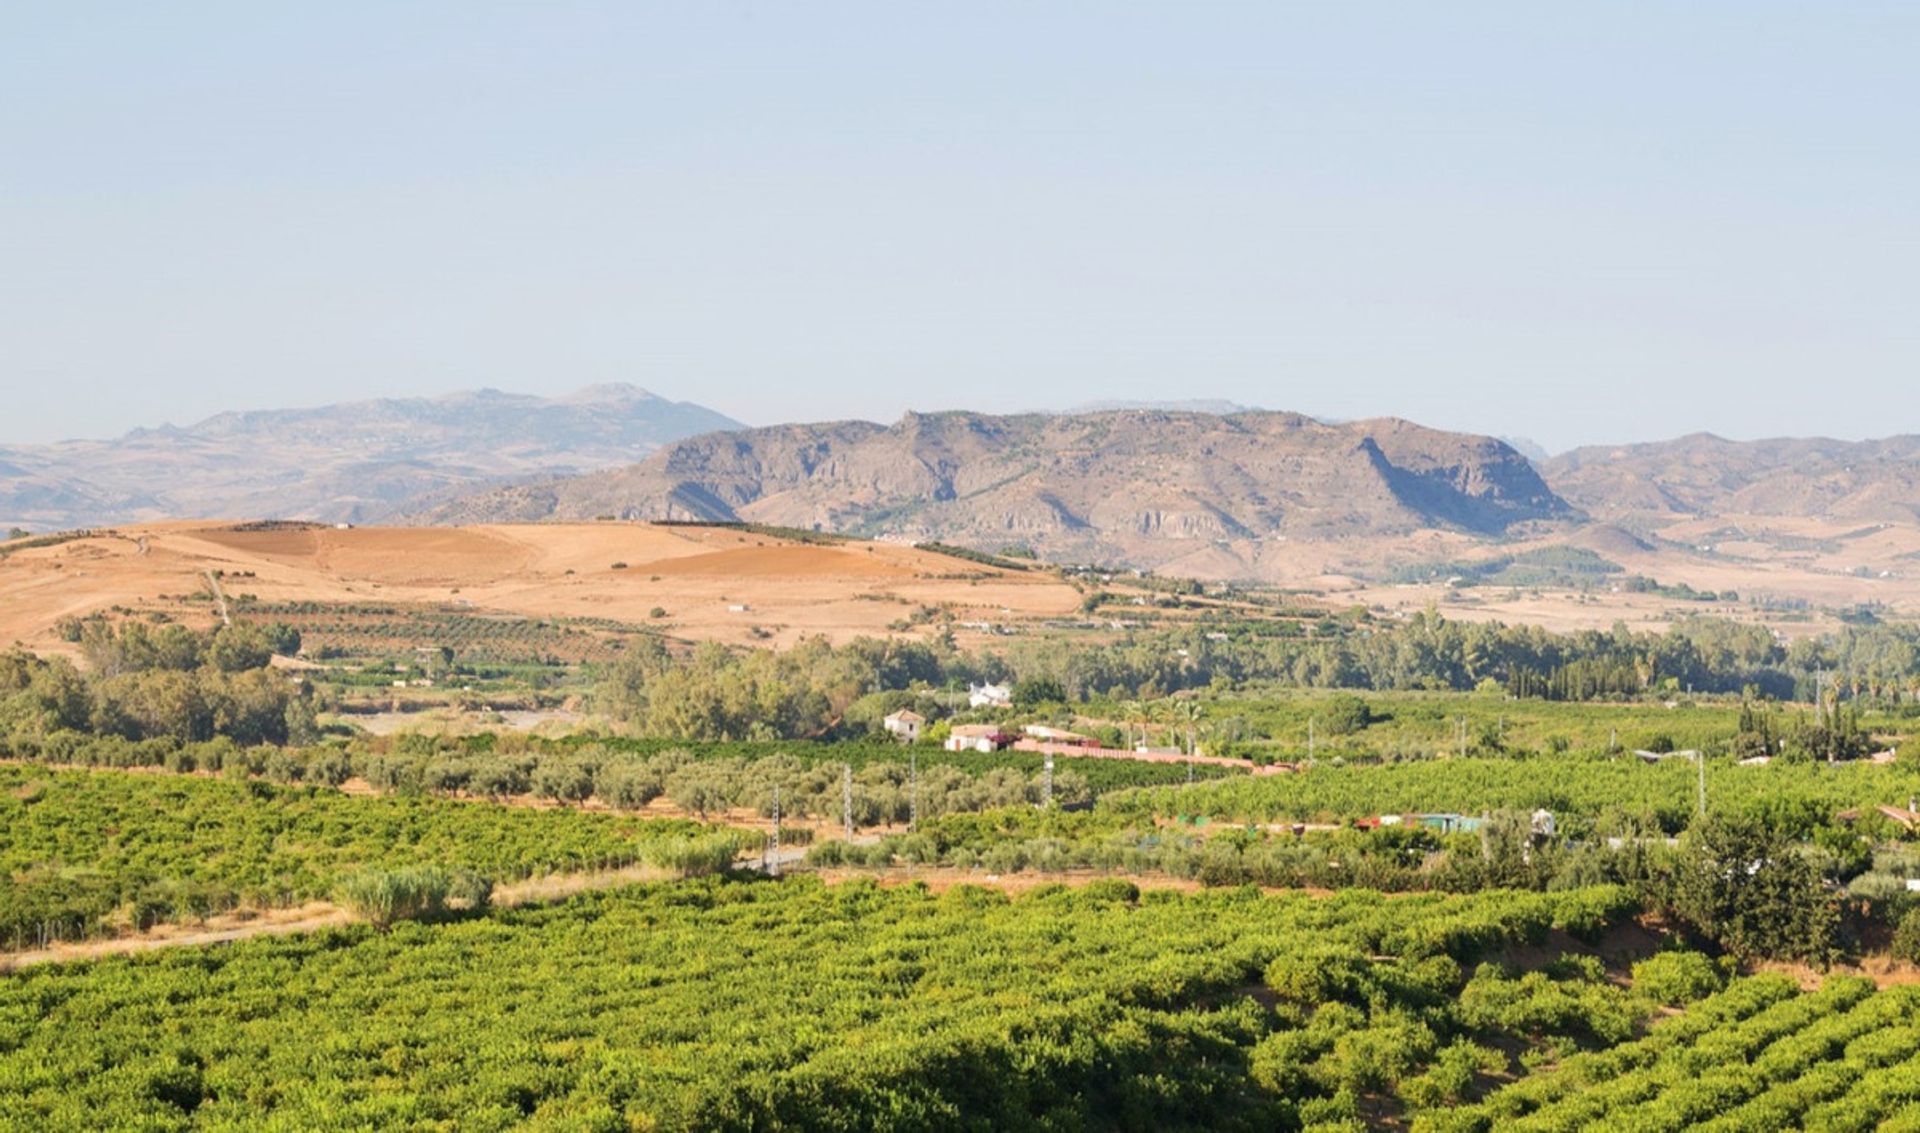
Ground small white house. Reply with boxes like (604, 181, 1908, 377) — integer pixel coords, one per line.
(946, 724, 1012, 753)
(883, 710, 925, 743)
(968, 682, 1012, 709)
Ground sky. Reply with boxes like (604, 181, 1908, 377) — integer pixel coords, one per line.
(3, 3, 1916, 452)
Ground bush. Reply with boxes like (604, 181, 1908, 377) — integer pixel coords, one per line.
(336, 867, 452, 929)
(648, 834, 744, 878)
(309, 749, 352, 787)
(1321, 694, 1374, 736)
(1631, 950, 1724, 1006)
(1081, 878, 1140, 904)
(1893, 908, 1920, 964)
(447, 869, 494, 912)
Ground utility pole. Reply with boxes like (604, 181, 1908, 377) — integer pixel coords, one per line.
(842, 762, 854, 840)
(909, 751, 919, 831)
(769, 785, 782, 877)
(1042, 750, 1054, 808)
(1457, 717, 1467, 758)
(1695, 751, 1706, 818)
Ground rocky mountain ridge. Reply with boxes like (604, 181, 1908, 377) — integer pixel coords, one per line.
(410, 409, 1575, 570)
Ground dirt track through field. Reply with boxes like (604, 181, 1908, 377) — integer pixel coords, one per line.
(2, 862, 682, 970)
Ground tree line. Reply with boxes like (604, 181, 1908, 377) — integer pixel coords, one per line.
(1, 621, 316, 746)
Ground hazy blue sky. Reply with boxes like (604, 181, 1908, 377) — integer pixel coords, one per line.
(4, 4, 1915, 451)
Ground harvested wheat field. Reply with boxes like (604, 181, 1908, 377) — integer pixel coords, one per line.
(0, 522, 1086, 654)
(1343, 513, 1920, 637)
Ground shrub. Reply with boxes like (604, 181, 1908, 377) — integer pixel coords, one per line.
(648, 834, 744, 878)
(446, 869, 494, 912)
(1321, 694, 1374, 736)
(1631, 950, 1724, 1006)
(1081, 878, 1140, 904)
(336, 867, 452, 929)
(264, 748, 305, 785)
(309, 749, 352, 787)
(1893, 908, 1920, 964)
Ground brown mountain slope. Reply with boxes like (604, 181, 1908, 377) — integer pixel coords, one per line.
(1545, 433, 1920, 522)
(412, 410, 1573, 570)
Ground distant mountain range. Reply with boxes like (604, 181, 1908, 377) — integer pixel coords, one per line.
(0, 384, 740, 529)
(10, 384, 1920, 583)
(410, 409, 1573, 570)
(1545, 433, 1920, 524)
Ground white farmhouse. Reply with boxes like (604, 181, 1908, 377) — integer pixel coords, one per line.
(883, 710, 925, 743)
(968, 682, 1012, 709)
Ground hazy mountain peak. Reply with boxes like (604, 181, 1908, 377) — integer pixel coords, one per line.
(1064, 398, 1264, 416)
(559, 381, 663, 404)
(0, 387, 742, 530)
(1545, 432, 1920, 522)
(1500, 436, 1552, 463)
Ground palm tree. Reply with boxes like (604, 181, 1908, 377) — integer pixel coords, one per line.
(1122, 699, 1145, 750)
(1173, 699, 1204, 755)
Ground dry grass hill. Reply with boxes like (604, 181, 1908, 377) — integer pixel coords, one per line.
(0, 522, 1087, 655)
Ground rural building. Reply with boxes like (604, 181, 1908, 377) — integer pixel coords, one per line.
(1022, 724, 1093, 746)
(946, 724, 1014, 753)
(883, 710, 925, 743)
(968, 682, 1012, 709)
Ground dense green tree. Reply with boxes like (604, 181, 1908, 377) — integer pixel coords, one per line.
(1664, 812, 1841, 965)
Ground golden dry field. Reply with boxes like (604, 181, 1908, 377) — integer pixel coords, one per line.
(0, 522, 1086, 654)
